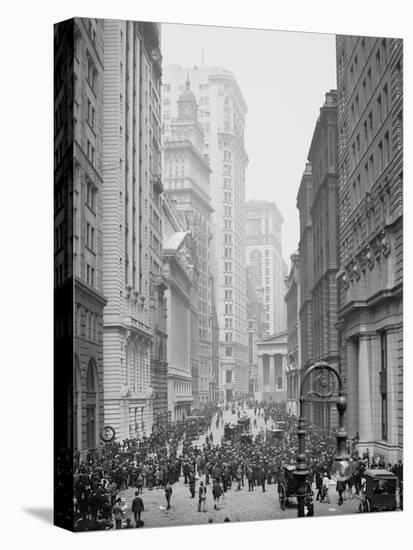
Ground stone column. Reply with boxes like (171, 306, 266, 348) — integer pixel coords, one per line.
(269, 355, 276, 396)
(386, 327, 401, 449)
(345, 339, 358, 438)
(282, 355, 288, 394)
(358, 334, 373, 445)
(257, 355, 264, 397)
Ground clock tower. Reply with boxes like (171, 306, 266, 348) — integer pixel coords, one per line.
(177, 76, 198, 121)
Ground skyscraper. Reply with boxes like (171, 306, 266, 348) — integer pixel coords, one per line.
(70, 18, 106, 454)
(336, 36, 403, 462)
(102, 20, 164, 439)
(245, 200, 287, 336)
(163, 78, 214, 407)
(163, 65, 249, 401)
(296, 162, 314, 380)
(306, 90, 340, 428)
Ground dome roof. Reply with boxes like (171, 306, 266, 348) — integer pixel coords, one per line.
(179, 78, 197, 103)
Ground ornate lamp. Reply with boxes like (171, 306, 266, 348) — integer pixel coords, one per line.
(294, 361, 350, 517)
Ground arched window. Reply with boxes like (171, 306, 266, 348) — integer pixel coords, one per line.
(74, 356, 82, 451)
(86, 359, 97, 449)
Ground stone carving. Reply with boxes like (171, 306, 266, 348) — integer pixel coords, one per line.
(342, 271, 349, 289)
(120, 384, 131, 398)
(352, 259, 360, 280)
(176, 244, 194, 276)
(366, 246, 374, 269)
(380, 230, 391, 257)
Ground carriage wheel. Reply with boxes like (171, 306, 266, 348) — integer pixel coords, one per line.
(279, 484, 286, 510)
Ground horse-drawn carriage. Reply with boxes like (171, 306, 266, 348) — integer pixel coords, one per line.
(278, 464, 313, 510)
(357, 469, 398, 512)
(223, 417, 252, 444)
(266, 428, 284, 443)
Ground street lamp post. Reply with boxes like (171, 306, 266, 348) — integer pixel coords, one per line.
(294, 361, 350, 517)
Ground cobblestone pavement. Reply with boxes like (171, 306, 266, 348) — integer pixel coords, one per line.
(119, 407, 360, 529)
(119, 477, 360, 529)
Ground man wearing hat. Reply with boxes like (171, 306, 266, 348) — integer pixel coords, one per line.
(131, 490, 145, 527)
(112, 498, 124, 529)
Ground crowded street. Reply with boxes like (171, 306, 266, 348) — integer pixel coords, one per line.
(73, 400, 403, 530)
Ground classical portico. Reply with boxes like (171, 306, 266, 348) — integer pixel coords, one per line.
(256, 332, 288, 402)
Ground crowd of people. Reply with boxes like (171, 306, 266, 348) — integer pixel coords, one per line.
(72, 399, 403, 530)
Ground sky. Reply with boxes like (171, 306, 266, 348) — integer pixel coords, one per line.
(162, 23, 337, 264)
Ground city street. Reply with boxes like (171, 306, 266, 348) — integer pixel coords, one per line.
(118, 409, 360, 529)
(120, 473, 359, 529)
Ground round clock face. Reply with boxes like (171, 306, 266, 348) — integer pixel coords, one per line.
(100, 425, 116, 443)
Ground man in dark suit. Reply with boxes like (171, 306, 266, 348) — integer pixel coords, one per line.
(131, 491, 144, 528)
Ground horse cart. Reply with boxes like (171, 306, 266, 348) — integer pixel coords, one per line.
(357, 469, 398, 512)
(278, 464, 313, 510)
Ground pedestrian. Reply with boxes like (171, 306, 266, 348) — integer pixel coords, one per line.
(315, 471, 323, 501)
(189, 470, 196, 498)
(112, 498, 124, 529)
(336, 480, 345, 505)
(198, 481, 207, 512)
(236, 465, 243, 491)
(322, 472, 330, 504)
(136, 472, 143, 495)
(260, 465, 267, 492)
(212, 479, 223, 510)
(165, 482, 173, 510)
(131, 491, 144, 528)
(183, 460, 190, 485)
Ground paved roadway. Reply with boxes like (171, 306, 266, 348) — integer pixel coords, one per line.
(119, 406, 360, 528)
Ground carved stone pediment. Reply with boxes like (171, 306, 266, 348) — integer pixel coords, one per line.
(176, 242, 194, 277)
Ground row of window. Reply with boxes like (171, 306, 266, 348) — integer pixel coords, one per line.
(75, 305, 100, 342)
(349, 38, 387, 91)
(350, 132, 390, 209)
(55, 223, 64, 252)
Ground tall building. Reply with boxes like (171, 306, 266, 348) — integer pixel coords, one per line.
(102, 21, 163, 439)
(163, 78, 214, 408)
(284, 252, 301, 416)
(163, 65, 249, 402)
(246, 273, 266, 397)
(67, 18, 106, 454)
(246, 200, 287, 335)
(162, 195, 197, 420)
(306, 90, 340, 428)
(336, 36, 403, 462)
(54, 20, 77, 461)
(296, 162, 315, 386)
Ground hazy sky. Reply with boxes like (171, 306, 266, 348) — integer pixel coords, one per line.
(162, 23, 337, 264)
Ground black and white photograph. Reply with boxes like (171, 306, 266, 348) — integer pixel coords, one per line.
(52, 16, 404, 532)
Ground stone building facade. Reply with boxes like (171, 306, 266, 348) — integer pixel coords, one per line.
(70, 18, 107, 454)
(296, 162, 315, 381)
(163, 78, 215, 408)
(284, 252, 301, 416)
(54, 19, 77, 454)
(163, 195, 197, 420)
(246, 274, 267, 398)
(246, 200, 287, 336)
(336, 36, 403, 462)
(163, 65, 249, 402)
(102, 21, 163, 440)
(306, 90, 340, 428)
(256, 332, 288, 403)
